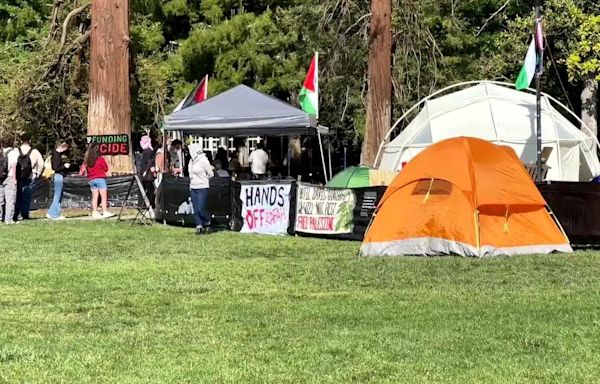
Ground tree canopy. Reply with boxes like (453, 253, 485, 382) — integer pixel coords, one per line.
(0, 0, 598, 160)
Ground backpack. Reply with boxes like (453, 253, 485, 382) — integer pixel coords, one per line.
(16, 147, 33, 181)
(0, 150, 9, 182)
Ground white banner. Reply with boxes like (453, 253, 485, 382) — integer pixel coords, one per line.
(295, 184, 356, 234)
(240, 184, 291, 235)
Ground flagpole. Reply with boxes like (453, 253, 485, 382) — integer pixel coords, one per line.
(535, 2, 543, 182)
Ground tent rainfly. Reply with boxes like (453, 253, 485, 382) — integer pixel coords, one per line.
(362, 137, 572, 257)
(164, 84, 320, 136)
(376, 81, 600, 182)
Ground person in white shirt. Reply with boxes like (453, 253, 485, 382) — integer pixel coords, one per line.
(188, 144, 214, 235)
(14, 134, 44, 221)
(2, 140, 18, 224)
(248, 142, 269, 179)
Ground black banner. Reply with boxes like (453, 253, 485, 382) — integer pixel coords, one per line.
(87, 134, 130, 155)
(538, 182, 600, 246)
(156, 175, 231, 228)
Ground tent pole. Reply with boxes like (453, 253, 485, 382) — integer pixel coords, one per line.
(535, 2, 543, 182)
(317, 129, 328, 183)
(328, 137, 333, 179)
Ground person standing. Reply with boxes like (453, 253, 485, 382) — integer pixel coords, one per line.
(138, 135, 157, 208)
(169, 139, 184, 176)
(0, 139, 11, 222)
(188, 143, 214, 235)
(46, 141, 71, 220)
(14, 134, 44, 221)
(248, 141, 269, 180)
(81, 144, 114, 219)
(2, 139, 18, 224)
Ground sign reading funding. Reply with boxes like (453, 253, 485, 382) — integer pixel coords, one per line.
(87, 134, 130, 156)
(240, 184, 291, 235)
(295, 184, 356, 234)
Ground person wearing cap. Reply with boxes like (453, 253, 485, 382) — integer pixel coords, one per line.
(138, 135, 157, 208)
(188, 143, 214, 235)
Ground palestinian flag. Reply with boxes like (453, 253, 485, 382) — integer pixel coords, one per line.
(173, 75, 209, 113)
(299, 53, 319, 118)
(515, 18, 543, 91)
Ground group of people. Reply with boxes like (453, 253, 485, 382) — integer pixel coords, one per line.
(0, 133, 272, 235)
(152, 138, 270, 180)
(139, 136, 270, 235)
(0, 134, 44, 224)
(0, 134, 115, 223)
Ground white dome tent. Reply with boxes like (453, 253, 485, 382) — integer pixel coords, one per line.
(376, 81, 600, 182)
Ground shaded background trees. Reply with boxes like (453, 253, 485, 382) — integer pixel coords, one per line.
(0, 0, 598, 167)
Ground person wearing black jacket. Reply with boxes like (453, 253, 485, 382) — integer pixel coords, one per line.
(138, 135, 156, 208)
(47, 141, 70, 220)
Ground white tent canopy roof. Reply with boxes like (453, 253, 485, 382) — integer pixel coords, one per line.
(378, 81, 600, 182)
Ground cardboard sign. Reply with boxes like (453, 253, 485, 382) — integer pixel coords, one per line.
(240, 184, 291, 235)
(295, 184, 356, 234)
(87, 134, 130, 156)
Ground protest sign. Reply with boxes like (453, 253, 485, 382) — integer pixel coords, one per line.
(295, 184, 356, 234)
(240, 183, 291, 235)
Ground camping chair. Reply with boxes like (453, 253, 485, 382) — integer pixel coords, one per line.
(525, 147, 552, 182)
(117, 167, 155, 226)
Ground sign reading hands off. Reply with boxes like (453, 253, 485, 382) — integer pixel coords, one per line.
(240, 184, 291, 235)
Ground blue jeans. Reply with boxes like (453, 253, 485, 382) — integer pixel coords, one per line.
(14, 178, 32, 221)
(190, 188, 210, 227)
(48, 174, 64, 218)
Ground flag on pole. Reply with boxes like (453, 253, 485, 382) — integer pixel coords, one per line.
(172, 75, 209, 113)
(299, 53, 319, 118)
(515, 18, 544, 91)
(515, 38, 536, 90)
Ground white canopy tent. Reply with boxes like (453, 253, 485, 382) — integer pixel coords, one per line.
(377, 81, 600, 182)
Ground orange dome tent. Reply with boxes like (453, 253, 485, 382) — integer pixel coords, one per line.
(361, 137, 572, 257)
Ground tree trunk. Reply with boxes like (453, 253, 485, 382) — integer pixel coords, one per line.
(581, 75, 598, 150)
(360, 0, 392, 167)
(88, 0, 132, 174)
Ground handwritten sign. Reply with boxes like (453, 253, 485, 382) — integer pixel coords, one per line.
(240, 184, 291, 235)
(295, 184, 356, 234)
(87, 134, 130, 156)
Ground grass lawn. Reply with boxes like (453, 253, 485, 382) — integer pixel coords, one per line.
(1, 221, 600, 383)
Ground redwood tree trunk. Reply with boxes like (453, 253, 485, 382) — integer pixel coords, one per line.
(88, 0, 132, 174)
(581, 75, 598, 150)
(361, 0, 392, 167)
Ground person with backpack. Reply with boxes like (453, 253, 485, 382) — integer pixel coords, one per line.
(1, 139, 18, 224)
(13, 134, 44, 221)
(138, 135, 157, 208)
(46, 141, 71, 220)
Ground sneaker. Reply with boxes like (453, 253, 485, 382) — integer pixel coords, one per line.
(46, 213, 52, 219)
(195, 226, 204, 235)
(4, 221, 18, 225)
(102, 211, 116, 219)
(52, 216, 66, 221)
(91, 211, 103, 219)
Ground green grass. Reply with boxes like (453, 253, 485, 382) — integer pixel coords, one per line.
(1, 221, 600, 383)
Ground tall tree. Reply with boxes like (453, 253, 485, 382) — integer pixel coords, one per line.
(361, 0, 392, 166)
(88, 0, 132, 174)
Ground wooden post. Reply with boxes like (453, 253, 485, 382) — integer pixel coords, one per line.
(360, 0, 392, 167)
(88, 0, 132, 174)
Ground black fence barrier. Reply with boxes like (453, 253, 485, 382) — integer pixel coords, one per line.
(539, 182, 600, 246)
(30, 175, 141, 210)
(230, 179, 297, 235)
(156, 175, 231, 228)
